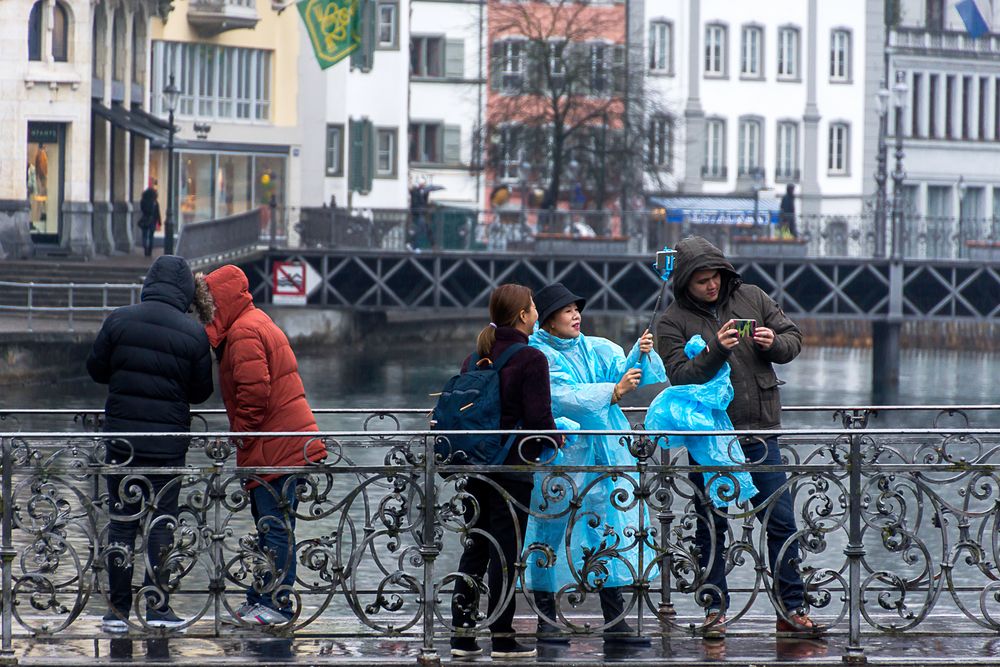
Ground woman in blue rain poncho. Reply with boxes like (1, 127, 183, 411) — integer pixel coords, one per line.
(525, 283, 665, 645)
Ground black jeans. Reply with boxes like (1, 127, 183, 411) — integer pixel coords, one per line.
(105, 452, 183, 615)
(451, 474, 533, 637)
(689, 435, 805, 614)
(140, 224, 155, 256)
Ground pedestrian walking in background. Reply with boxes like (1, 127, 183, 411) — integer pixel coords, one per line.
(526, 282, 665, 646)
(656, 236, 824, 639)
(138, 184, 161, 257)
(779, 183, 797, 238)
(448, 284, 558, 660)
(87, 255, 214, 633)
(194, 265, 326, 626)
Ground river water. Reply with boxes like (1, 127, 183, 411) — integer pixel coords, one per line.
(4, 344, 998, 416)
(2, 343, 998, 628)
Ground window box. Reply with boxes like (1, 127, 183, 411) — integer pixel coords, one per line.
(732, 235, 808, 257)
(965, 240, 1000, 261)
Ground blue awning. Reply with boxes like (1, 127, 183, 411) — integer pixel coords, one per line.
(650, 195, 781, 226)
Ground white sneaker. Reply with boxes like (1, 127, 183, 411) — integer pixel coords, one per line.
(221, 601, 257, 625)
(240, 604, 293, 626)
(102, 611, 128, 634)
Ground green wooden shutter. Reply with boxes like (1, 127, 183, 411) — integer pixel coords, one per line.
(444, 125, 462, 164)
(348, 118, 374, 194)
(445, 39, 464, 78)
(351, 0, 377, 72)
(489, 41, 501, 90)
(613, 44, 626, 95)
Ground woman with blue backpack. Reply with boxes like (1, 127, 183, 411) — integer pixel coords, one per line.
(446, 283, 560, 660)
(525, 282, 666, 645)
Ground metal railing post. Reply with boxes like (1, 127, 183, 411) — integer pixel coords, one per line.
(843, 413, 867, 663)
(0, 437, 16, 665)
(657, 445, 675, 619)
(417, 434, 441, 665)
(68, 283, 75, 332)
(26, 285, 33, 332)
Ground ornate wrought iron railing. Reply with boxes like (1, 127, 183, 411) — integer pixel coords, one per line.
(1, 405, 999, 665)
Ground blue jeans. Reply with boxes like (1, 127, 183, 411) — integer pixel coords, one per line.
(688, 435, 805, 615)
(247, 475, 300, 612)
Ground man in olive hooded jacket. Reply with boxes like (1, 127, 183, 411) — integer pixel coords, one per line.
(656, 236, 823, 638)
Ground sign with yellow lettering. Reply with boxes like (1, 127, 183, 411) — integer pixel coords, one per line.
(297, 0, 360, 69)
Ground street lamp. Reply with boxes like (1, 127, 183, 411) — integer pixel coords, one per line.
(890, 70, 908, 261)
(751, 167, 766, 228)
(957, 175, 967, 258)
(163, 74, 180, 256)
(874, 83, 891, 258)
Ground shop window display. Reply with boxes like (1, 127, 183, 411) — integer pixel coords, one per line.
(26, 123, 63, 237)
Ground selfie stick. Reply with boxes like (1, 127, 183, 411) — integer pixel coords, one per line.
(639, 246, 676, 364)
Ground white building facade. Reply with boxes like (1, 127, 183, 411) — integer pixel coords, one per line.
(887, 0, 1000, 258)
(641, 0, 870, 218)
(298, 0, 485, 212)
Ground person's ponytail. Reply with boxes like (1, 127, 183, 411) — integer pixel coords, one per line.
(475, 284, 533, 359)
(476, 322, 497, 359)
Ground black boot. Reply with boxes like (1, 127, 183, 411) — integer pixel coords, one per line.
(533, 591, 570, 645)
(599, 587, 651, 646)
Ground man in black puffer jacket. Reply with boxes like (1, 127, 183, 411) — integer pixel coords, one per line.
(87, 255, 213, 633)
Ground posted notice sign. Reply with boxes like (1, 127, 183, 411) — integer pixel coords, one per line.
(272, 260, 320, 305)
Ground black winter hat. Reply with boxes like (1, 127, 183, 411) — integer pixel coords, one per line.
(535, 283, 586, 327)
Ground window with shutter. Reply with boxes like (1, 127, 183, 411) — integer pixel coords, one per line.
(445, 39, 464, 78)
(444, 126, 462, 164)
(349, 118, 374, 193)
(351, 0, 376, 72)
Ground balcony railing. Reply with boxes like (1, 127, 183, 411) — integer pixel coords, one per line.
(187, 0, 259, 35)
(890, 27, 1000, 56)
(1, 405, 999, 664)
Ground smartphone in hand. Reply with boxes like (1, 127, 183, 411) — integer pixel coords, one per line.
(732, 319, 757, 338)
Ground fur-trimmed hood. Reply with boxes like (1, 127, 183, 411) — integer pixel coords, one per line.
(196, 265, 255, 347)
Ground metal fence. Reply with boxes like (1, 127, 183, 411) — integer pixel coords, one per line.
(176, 208, 268, 269)
(297, 207, 1000, 261)
(2, 405, 1000, 664)
(0, 280, 141, 332)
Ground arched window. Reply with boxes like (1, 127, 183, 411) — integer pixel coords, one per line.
(28, 1, 43, 61)
(51, 1, 69, 62)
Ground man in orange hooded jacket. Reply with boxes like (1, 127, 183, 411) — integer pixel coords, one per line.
(195, 264, 326, 625)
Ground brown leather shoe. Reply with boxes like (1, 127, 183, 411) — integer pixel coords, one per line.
(701, 611, 726, 640)
(776, 611, 826, 637)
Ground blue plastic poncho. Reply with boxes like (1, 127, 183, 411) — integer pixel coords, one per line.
(644, 335, 758, 507)
(524, 329, 666, 592)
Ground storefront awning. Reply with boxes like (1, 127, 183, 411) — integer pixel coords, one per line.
(92, 102, 173, 143)
(649, 195, 781, 226)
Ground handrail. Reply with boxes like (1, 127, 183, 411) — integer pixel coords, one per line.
(3, 416, 1000, 663)
(0, 280, 142, 332)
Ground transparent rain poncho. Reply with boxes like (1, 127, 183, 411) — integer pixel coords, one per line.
(524, 329, 665, 593)
(644, 334, 759, 508)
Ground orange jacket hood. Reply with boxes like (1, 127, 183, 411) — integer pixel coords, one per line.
(204, 265, 254, 347)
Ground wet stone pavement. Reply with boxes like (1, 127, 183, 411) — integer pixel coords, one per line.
(10, 615, 1000, 666)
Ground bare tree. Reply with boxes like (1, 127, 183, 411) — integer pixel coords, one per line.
(485, 0, 673, 221)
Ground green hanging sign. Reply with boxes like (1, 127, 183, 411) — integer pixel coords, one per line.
(297, 0, 360, 70)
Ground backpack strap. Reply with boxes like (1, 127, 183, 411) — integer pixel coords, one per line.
(491, 343, 529, 372)
(490, 342, 529, 465)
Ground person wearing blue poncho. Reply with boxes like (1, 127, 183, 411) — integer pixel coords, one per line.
(655, 236, 825, 639)
(525, 283, 665, 646)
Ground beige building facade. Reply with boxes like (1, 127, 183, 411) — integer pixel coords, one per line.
(148, 0, 302, 245)
(0, 0, 163, 257)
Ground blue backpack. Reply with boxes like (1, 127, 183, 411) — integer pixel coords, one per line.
(431, 343, 527, 465)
